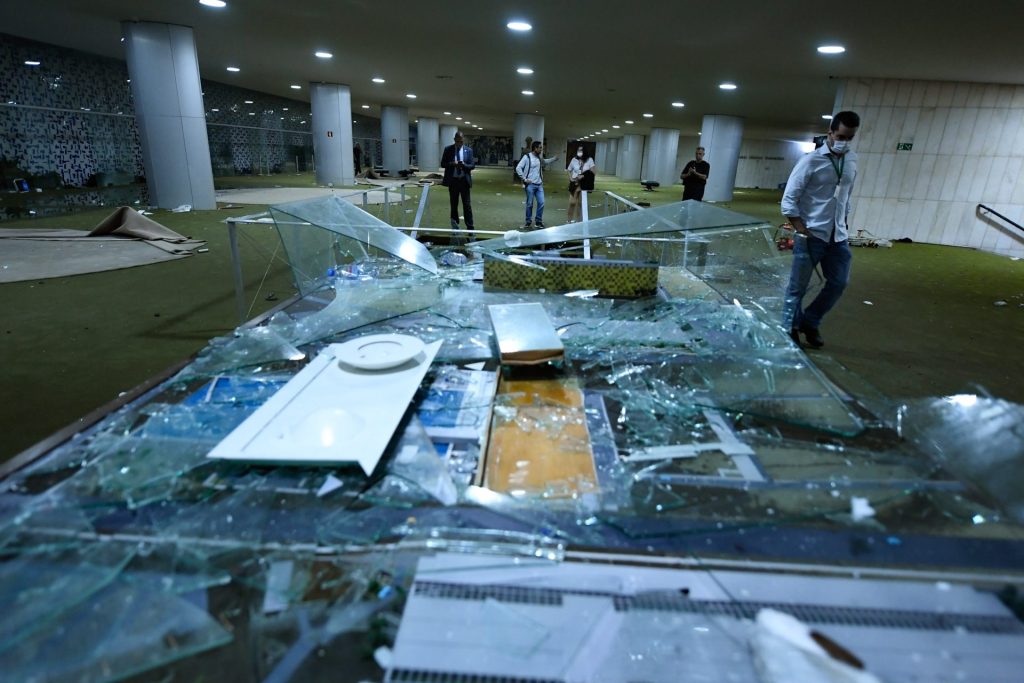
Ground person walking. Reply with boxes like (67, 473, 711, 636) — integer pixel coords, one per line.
(440, 131, 476, 241)
(516, 140, 548, 228)
(567, 145, 596, 223)
(781, 111, 861, 349)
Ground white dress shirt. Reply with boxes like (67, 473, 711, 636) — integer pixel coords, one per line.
(781, 144, 858, 242)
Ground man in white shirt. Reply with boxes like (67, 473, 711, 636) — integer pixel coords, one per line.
(781, 111, 861, 348)
(516, 140, 550, 229)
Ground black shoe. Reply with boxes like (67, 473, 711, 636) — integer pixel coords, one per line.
(789, 328, 802, 346)
(523, 222, 533, 229)
(799, 323, 824, 348)
(535, 221, 545, 228)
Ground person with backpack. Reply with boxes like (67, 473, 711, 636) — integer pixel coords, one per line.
(515, 140, 552, 229)
(567, 145, 596, 223)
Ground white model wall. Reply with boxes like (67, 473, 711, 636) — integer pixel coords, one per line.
(836, 77, 1024, 257)
(734, 139, 806, 190)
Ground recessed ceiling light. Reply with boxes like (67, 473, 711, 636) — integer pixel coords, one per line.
(506, 20, 532, 31)
(671, 101, 685, 108)
(817, 45, 845, 54)
(244, 100, 253, 104)
(612, 125, 620, 129)
(314, 51, 333, 59)
(521, 90, 534, 96)
(406, 93, 417, 99)
(455, 116, 462, 120)
(719, 82, 737, 90)
(642, 113, 653, 118)
(248, 112, 255, 116)
(822, 114, 833, 120)
(211, 108, 219, 112)
(602, 129, 608, 132)
(517, 67, 534, 74)
(24, 60, 41, 66)
(290, 85, 301, 90)
(282, 107, 288, 111)
(361, 104, 370, 109)
(226, 66, 240, 72)
(372, 77, 385, 83)
(443, 111, 452, 115)
(199, 0, 226, 7)
(300, 120, 306, 124)
(625, 120, 634, 124)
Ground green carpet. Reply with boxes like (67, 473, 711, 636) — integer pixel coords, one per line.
(1, 169, 1021, 463)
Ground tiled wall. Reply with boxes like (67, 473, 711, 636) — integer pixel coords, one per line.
(836, 77, 1024, 257)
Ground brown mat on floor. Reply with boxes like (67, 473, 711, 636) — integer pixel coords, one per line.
(0, 207, 205, 283)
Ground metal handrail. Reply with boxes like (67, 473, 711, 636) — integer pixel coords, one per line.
(977, 204, 1024, 235)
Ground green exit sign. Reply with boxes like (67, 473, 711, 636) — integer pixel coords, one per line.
(896, 142, 913, 151)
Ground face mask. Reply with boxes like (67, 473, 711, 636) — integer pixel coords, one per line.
(577, 151, 583, 158)
(830, 139, 850, 154)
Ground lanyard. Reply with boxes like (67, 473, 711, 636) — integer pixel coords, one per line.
(828, 153, 845, 181)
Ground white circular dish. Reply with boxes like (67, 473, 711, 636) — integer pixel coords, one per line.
(336, 334, 426, 370)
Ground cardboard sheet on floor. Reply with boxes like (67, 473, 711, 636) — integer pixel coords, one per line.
(481, 377, 597, 495)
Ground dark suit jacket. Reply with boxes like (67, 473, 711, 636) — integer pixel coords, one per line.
(441, 144, 475, 187)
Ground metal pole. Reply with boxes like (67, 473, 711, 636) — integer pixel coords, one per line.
(582, 190, 591, 260)
(384, 187, 390, 223)
(411, 184, 431, 239)
(227, 219, 246, 323)
(362, 191, 368, 210)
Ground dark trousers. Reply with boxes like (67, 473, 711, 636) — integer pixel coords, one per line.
(682, 184, 705, 201)
(448, 178, 473, 232)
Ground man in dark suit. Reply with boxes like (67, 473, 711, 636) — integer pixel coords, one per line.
(440, 131, 475, 240)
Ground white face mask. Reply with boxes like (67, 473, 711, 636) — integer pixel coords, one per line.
(577, 151, 584, 158)
(830, 139, 850, 154)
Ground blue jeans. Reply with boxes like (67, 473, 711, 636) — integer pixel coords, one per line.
(524, 183, 545, 224)
(782, 234, 852, 331)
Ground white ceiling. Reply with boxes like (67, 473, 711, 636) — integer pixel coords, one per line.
(5, 0, 1024, 141)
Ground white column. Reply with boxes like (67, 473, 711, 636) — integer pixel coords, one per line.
(617, 133, 645, 180)
(381, 105, 409, 175)
(595, 141, 609, 173)
(416, 117, 440, 171)
(122, 22, 215, 209)
(701, 114, 744, 202)
(643, 128, 680, 187)
(309, 83, 354, 186)
(513, 113, 545, 156)
(439, 124, 459, 156)
(605, 137, 619, 176)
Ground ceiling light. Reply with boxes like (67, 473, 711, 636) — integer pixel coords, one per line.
(822, 114, 833, 120)
(361, 104, 369, 109)
(314, 51, 333, 59)
(612, 125, 620, 129)
(517, 67, 534, 75)
(300, 120, 306, 124)
(671, 101, 685, 108)
(406, 93, 416, 99)
(211, 108, 219, 112)
(226, 66, 240, 72)
(244, 100, 253, 104)
(282, 107, 288, 111)
(521, 90, 534, 95)
(465, 121, 472, 124)
(372, 77, 385, 83)
(248, 112, 255, 116)
(506, 21, 532, 31)
(817, 45, 845, 54)
(290, 85, 301, 90)
(718, 82, 737, 90)
(455, 116, 462, 120)
(199, 0, 226, 7)
(602, 129, 608, 132)
(642, 113, 653, 118)
(24, 60, 41, 66)
(443, 111, 451, 115)
(625, 120, 634, 124)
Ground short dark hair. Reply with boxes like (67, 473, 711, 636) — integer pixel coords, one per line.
(531, 140, 542, 151)
(830, 111, 860, 131)
(696, 146, 705, 152)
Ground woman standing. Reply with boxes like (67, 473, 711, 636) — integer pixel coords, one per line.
(566, 146, 596, 223)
